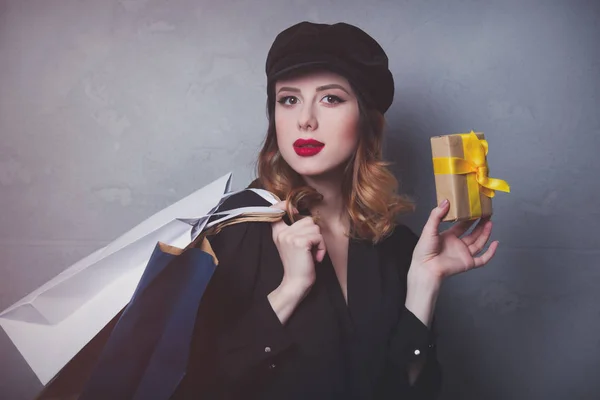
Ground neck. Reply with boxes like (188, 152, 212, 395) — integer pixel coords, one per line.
(301, 169, 350, 236)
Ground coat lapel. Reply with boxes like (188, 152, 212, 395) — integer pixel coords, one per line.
(347, 237, 383, 339)
(346, 237, 385, 398)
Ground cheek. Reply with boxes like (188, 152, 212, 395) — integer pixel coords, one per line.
(274, 112, 292, 143)
(337, 113, 360, 148)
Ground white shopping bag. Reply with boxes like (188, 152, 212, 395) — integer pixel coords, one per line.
(0, 172, 282, 385)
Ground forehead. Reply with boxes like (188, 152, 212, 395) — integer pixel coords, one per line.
(274, 69, 352, 90)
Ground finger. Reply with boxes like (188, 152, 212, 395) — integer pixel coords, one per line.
(271, 200, 299, 214)
(445, 219, 475, 238)
(421, 199, 450, 238)
(467, 220, 493, 255)
(294, 221, 321, 236)
(314, 236, 327, 263)
(462, 216, 491, 246)
(300, 233, 327, 263)
(271, 200, 286, 211)
(271, 200, 300, 227)
(472, 240, 499, 268)
(291, 214, 320, 229)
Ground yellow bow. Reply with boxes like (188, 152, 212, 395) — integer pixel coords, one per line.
(432, 131, 510, 218)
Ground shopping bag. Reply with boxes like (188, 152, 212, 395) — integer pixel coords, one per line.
(78, 238, 217, 400)
(0, 172, 281, 386)
(34, 186, 283, 399)
(79, 197, 283, 399)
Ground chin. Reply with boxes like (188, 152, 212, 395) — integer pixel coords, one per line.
(289, 164, 327, 176)
(282, 151, 350, 179)
(289, 161, 346, 179)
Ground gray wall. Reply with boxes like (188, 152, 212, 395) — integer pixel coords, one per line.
(1, 0, 598, 399)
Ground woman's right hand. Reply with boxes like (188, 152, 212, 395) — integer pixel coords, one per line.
(270, 200, 327, 291)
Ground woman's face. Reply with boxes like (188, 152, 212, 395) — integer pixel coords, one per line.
(274, 70, 360, 179)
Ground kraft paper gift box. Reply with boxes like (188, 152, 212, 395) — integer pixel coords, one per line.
(430, 131, 511, 222)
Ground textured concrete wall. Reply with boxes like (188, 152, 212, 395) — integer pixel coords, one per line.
(1, 0, 599, 399)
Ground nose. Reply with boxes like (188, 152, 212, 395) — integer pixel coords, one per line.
(298, 102, 318, 131)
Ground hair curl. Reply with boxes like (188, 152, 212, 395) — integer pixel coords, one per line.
(248, 79, 415, 244)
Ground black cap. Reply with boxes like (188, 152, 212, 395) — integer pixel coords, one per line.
(265, 21, 395, 114)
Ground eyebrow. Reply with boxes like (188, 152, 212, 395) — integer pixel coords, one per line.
(276, 83, 351, 95)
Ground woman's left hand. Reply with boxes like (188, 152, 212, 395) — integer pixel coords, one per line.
(410, 199, 499, 282)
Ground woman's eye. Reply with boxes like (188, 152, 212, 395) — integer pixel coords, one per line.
(277, 96, 298, 105)
(322, 95, 344, 104)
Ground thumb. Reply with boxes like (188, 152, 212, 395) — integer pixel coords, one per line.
(421, 199, 449, 238)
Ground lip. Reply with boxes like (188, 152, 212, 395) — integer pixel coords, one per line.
(294, 138, 324, 147)
(293, 138, 325, 157)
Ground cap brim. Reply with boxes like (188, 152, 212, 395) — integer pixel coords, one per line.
(268, 57, 356, 84)
(266, 55, 382, 111)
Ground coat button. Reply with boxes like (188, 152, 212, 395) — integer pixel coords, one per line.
(264, 346, 271, 353)
(269, 363, 276, 369)
(414, 349, 421, 356)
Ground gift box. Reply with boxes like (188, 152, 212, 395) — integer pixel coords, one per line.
(430, 131, 510, 222)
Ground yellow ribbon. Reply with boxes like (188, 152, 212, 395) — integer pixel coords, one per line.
(432, 131, 510, 218)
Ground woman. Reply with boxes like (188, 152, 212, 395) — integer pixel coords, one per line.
(172, 22, 498, 400)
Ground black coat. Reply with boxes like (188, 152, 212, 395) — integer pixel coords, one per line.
(172, 189, 441, 400)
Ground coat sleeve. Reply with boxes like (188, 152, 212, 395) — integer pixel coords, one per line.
(182, 190, 296, 394)
(381, 224, 442, 399)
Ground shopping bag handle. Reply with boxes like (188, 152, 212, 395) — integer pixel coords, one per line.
(163, 188, 286, 255)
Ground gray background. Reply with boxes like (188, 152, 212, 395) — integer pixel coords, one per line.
(1, 0, 599, 399)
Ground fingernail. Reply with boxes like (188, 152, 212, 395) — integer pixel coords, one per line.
(439, 199, 449, 208)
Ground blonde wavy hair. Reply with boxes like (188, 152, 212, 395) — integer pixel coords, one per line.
(248, 79, 415, 244)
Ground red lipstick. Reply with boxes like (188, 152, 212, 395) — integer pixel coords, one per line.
(293, 138, 325, 157)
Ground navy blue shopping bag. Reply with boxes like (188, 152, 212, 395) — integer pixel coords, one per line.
(78, 239, 218, 400)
